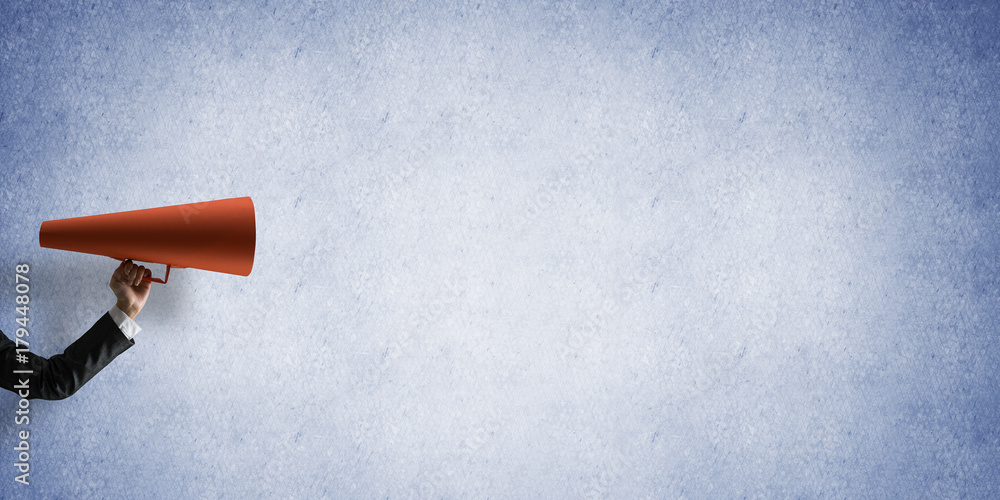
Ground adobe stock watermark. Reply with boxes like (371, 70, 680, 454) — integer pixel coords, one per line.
(513, 120, 621, 230)
(351, 146, 425, 215)
(514, 166, 576, 231)
(12, 263, 32, 486)
(559, 260, 661, 360)
(408, 415, 502, 499)
(582, 450, 628, 500)
(381, 272, 468, 370)
(513, 122, 622, 231)
(381, 157, 419, 210)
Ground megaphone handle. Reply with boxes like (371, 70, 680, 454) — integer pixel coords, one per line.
(142, 264, 171, 284)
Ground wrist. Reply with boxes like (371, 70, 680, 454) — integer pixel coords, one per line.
(116, 300, 140, 320)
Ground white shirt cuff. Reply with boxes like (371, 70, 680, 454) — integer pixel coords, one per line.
(109, 306, 141, 340)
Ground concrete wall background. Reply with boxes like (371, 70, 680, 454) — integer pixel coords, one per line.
(1, 0, 998, 497)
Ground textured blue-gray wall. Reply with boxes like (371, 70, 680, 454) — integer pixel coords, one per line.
(1, 0, 999, 498)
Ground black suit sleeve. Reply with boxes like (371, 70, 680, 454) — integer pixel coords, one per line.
(1, 313, 134, 400)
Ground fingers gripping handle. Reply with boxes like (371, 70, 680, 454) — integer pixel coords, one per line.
(142, 264, 171, 284)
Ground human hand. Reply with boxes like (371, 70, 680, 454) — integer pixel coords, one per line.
(109, 259, 152, 320)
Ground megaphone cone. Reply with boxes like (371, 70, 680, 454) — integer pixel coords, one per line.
(40, 197, 255, 283)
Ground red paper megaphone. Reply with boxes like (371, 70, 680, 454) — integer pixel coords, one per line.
(39, 197, 256, 283)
